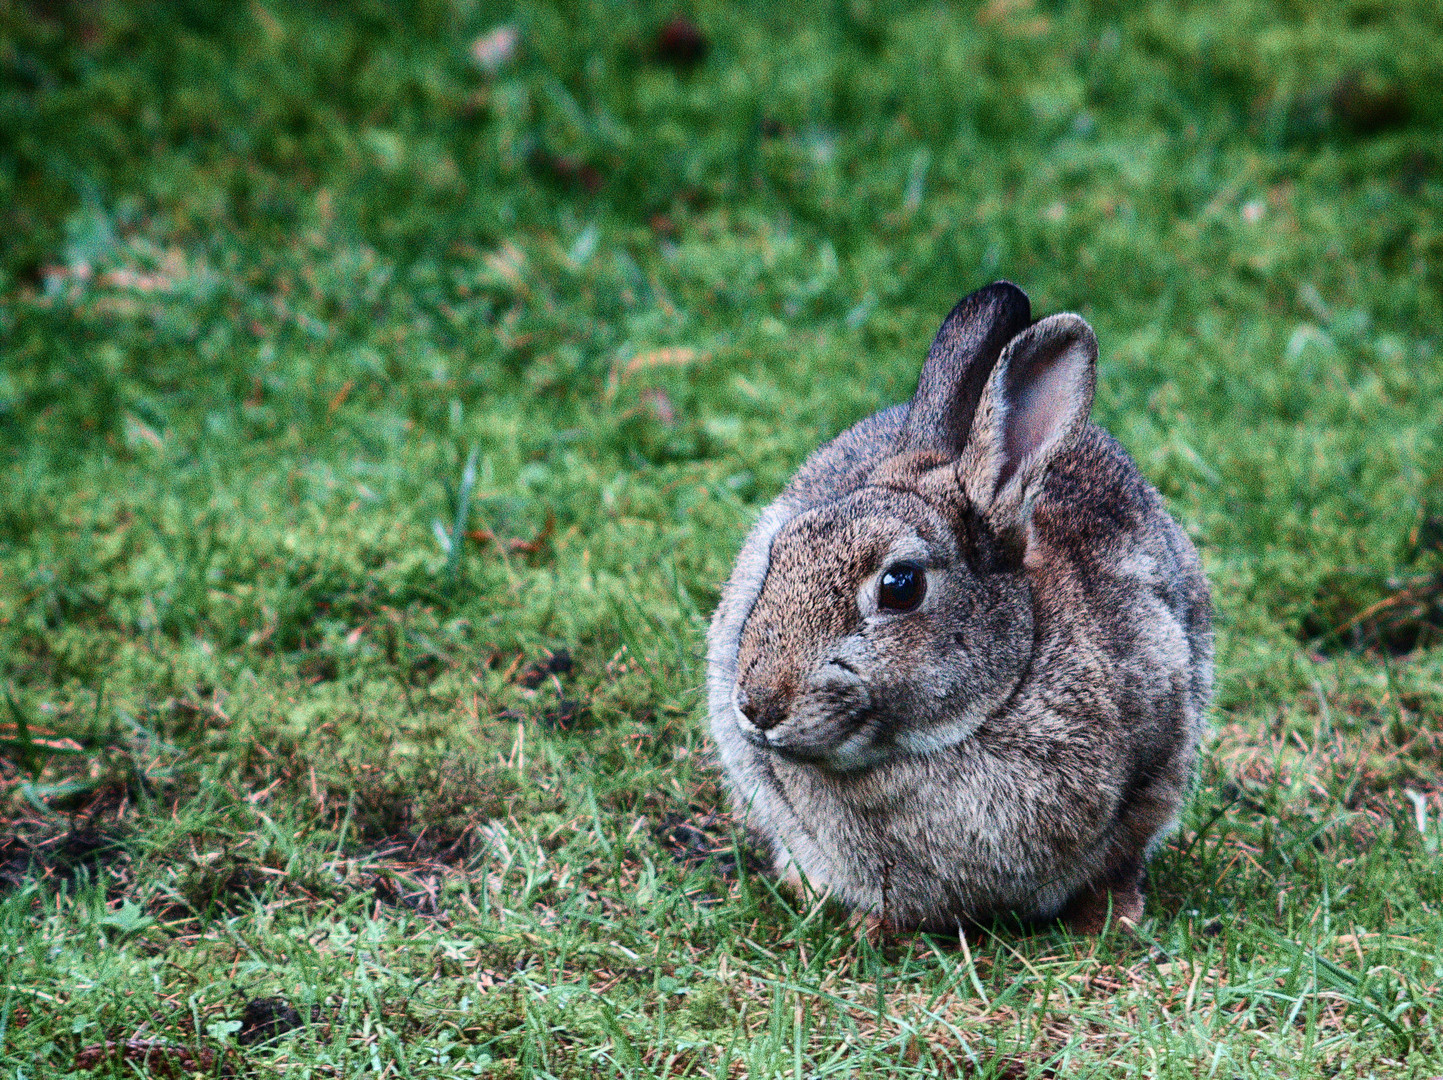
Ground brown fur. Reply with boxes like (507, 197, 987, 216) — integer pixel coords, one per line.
(706, 282, 1212, 931)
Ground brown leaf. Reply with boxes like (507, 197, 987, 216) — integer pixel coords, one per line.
(517, 648, 573, 689)
(612, 347, 702, 386)
(465, 511, 554, 557)
(654, 15, 709, 69)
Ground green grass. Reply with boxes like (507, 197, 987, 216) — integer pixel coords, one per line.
(3, 0, 1443, 1075)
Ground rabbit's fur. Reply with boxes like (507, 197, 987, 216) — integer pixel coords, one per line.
(706, 282, 1212, 931)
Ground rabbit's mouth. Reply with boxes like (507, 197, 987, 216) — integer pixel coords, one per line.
(734, 698, 884, 771)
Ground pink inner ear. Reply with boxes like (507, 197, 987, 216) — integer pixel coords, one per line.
(1011, 358, 1077, 459)
(1000, 345, 1086, 487)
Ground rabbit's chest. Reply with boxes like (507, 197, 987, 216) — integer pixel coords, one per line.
(772, 750, 1105, 909)
(787, 757, 1024, 864)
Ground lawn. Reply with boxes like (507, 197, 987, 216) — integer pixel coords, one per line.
(2, 0, 1443, 1075)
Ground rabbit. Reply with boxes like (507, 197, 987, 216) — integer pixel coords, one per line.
(706, 281, 1212, 933)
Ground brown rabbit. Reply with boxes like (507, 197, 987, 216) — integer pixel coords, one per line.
(706, 282, 1212, 932)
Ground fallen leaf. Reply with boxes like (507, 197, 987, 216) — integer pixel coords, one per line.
(614, 347, 702, 384)
(654, 15, 709, 69)
(517, 648, 573, 689)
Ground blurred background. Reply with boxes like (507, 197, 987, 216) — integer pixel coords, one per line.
(5, 0, 1442, 703)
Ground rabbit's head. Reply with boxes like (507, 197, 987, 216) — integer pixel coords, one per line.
(730, 283, 1098, 771)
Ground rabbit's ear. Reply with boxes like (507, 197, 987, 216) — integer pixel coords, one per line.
(896, 281, 1032, 457)
(958, 313, 1097, 535)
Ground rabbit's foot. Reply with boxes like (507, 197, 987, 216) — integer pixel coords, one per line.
(1061, 868, 1144, 935)
(779, 862, 830, 905)
(847, 907, 891, 945)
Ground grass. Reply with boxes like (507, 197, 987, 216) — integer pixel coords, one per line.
(2, 0, 1443, 1074)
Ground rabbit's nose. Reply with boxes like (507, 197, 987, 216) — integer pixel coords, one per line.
(737, 686, 789, 732)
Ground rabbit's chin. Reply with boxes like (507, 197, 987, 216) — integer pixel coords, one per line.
(767, 738, 892, 774)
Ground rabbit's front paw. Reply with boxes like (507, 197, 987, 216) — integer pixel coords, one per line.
(1061, 870, 1144, 934)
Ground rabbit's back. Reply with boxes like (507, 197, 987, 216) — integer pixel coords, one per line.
(1029, 424, 1213, 734)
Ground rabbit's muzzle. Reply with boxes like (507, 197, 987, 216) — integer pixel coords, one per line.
(732, 660, 880, 769)
(734, 685, 787, 732)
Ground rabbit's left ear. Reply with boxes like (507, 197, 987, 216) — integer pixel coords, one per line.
(896, 281, 1032, 456)
(958, 313, 1097, 535)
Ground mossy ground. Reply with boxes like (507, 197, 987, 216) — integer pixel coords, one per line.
(2, 0, 1443, 1075)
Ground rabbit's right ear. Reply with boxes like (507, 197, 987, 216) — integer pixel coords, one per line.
(957, 313, 1098, 542)
(895, 281, 1032, 457)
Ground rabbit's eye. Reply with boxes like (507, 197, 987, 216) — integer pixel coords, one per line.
(878, 561, 925, 612)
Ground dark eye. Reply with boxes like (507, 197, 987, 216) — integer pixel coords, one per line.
(878, 561, 926, 612)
